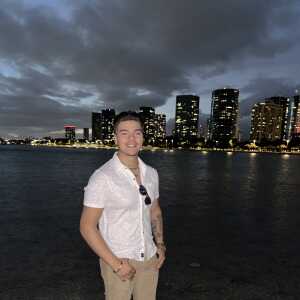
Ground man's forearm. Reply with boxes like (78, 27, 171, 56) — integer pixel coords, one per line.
(151, 209, 164, 244)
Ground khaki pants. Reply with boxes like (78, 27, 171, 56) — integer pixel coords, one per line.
(100, 255, 159, 300)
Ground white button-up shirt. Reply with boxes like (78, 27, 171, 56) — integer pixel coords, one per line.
(83, 152, 159, 261)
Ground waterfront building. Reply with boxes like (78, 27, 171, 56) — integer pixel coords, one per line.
(291, 94, 300, 138)
(210, 88, 239, 147)
(175, 94, 200, 146)
(101, 109, 115, 144)
(250, 102, 283, 143)
(139, 107, 156, 145)
(206, 117, 211, 141)
(265, 96, 291, 141)
(83, 128, 89, 141)
(154, 113, 166, 146)
(64, 125, 76, 141)
(92, 112, 102, 141)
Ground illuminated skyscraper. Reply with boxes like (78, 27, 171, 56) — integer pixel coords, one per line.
(101, 109, 115, 143)
(92, 112, 102, 141)
(139, 107, 156, 145)
(64, 125, 76, 141)
(265, 96, 291, 141)
(154, 113, 166, 145)
(291, 94, 300, 138)
(175, 95, 200, 145)
(250, 102, 283, 142)
(210, 88, 239, 146)
(155, 114, 166, 138)
(92, 109, 115, 143)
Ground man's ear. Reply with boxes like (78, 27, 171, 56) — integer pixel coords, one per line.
(113, 133, 118, 145)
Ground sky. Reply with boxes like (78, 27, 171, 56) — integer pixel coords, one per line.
(0, 0, 300, 139)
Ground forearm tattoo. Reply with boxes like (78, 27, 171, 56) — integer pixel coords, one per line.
(151, 214, 164, 243)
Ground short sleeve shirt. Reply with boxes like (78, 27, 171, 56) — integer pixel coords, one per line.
(83, 152, 159, 261)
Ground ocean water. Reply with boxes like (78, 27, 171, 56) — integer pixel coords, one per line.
(1, 145, 300, 299)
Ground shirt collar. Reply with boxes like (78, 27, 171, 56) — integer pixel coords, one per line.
(112, 151, 147, 179)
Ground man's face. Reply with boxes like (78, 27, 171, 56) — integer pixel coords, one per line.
(115, 120, 144, 157)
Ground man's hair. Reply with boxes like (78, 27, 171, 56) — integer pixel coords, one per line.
(114, 111, 144, 133)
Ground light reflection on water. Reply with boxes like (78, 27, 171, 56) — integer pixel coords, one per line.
(1, 146, 300, 236)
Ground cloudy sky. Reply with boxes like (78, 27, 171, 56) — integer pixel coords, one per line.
(0, 0, 299, 138)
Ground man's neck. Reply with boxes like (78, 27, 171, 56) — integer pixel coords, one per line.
(117, 151, 139, 168)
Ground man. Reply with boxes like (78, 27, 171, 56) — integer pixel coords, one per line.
(80, 111, 165, 300)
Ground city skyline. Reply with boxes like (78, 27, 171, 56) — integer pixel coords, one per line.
(59, 91, 299, 147)
(1, 0, 300, 138)
(1, 88, 300, 143)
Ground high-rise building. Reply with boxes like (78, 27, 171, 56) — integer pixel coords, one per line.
(154, 113, 166, 144)
(64, 125, 76, 141)
(206, 117, 212, 141)
(265, 96, 291, 141)
(291, 95, 300, 138)
(210, 88, 239, 146)
(250, 102, 283, 143)
(101, 109, 115, 143)
(92, 112, 102, 141)
(139, 107, 156, 145)
(83, 128, 89, 141)
(175, 95, 200, 145)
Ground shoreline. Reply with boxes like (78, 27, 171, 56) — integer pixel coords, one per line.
(2, 143, 300, 156)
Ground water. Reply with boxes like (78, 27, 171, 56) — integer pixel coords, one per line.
(1, 145, 300, 299)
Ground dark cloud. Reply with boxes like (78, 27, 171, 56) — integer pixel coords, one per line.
(0, 0, 300, 137)
(0, 93, 91, 136)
